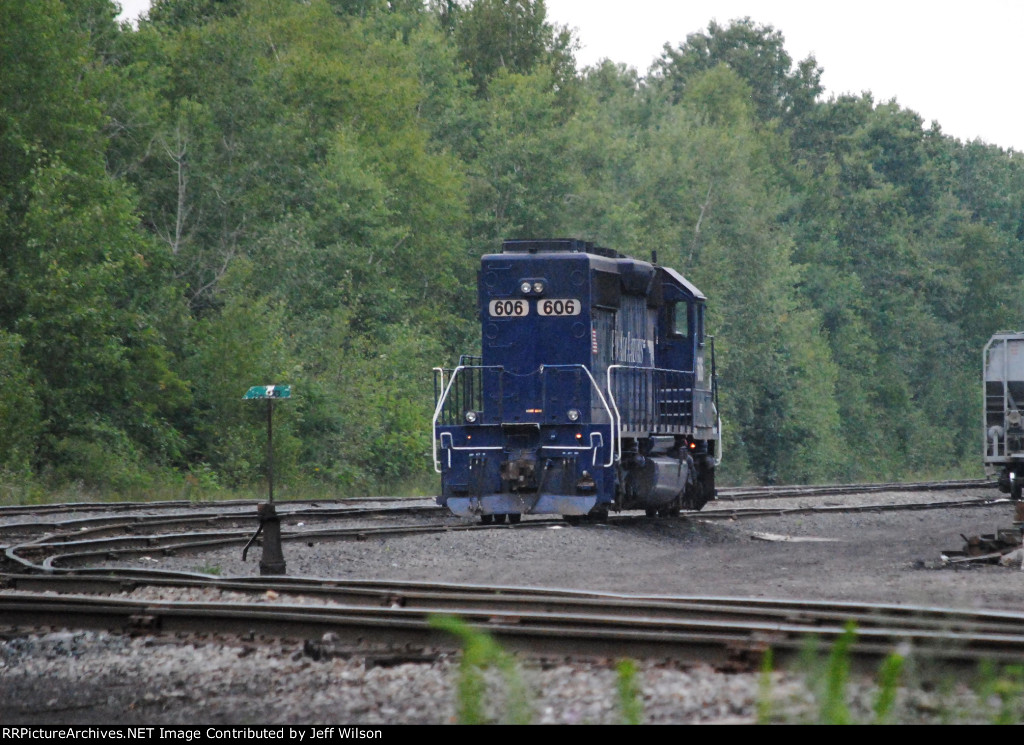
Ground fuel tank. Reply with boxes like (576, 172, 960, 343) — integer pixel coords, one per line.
(623, 455, 690, 508)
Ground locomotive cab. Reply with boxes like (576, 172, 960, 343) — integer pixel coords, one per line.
(433, 239, 720, 522)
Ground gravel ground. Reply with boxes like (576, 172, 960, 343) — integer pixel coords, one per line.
(3, 487, 1024, 724)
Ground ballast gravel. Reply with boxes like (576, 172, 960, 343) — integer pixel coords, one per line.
(0, 628, 989, 725)
(0, 628, 771, 724)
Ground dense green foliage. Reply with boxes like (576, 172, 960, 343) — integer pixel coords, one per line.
(2, 0, 1022, 497)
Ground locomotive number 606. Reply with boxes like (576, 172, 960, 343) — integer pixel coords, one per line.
(488, 299, 528, 317)
(537, 299, 581, 316)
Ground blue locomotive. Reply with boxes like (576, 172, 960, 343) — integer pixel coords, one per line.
(432, 239, 721, 523)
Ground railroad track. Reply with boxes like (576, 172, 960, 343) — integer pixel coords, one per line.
(4, 573, 1024, 671)
(699, 496, 1009, 521)
(0, 495, 424, 518)
(0, 478, 997, 520)
(0, 480, 1005, 572)
(714, 478, 997, 501)
(0, 479, 1019, 678)
(2, 518, 565, 572)
(3, 500, 1002, 572)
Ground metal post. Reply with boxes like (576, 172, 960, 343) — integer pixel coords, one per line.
(258, 502, 287, 575)
(260, 398, 285, 573)
(241, 385, 290, 575)
(267, 398, 274, 503)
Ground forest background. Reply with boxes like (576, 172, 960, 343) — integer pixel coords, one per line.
(2, 0, 1023, 501)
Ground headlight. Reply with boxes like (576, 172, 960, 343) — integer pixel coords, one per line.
(465, 411, 478, 423)
(532, 281, 544, 294)
(567, 408, 580, 422)
(520, 281, 532, 294)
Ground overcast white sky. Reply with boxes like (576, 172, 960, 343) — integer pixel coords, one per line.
(116, 0, 1023, 151)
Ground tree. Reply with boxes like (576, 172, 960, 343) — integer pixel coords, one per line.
(1, 0, 187, 487)
(652, 18, 822, 128)
(446, 0, 577, 101)
(632, 67, 845, 482)
(466, 69, 577, 246)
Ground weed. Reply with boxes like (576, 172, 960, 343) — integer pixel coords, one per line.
(975, 661, 1024, 724)
(760, 622, 907, 724)
(616, 659, 644, 724)
(429, 615, 532, 724)
(754, 624, 1024, 725)
(872, 651, 904, 723)
(757, 648, 775, 724)
(819, 621, 856, 724)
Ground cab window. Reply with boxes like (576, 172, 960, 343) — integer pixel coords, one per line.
(671, 302, 689, 338)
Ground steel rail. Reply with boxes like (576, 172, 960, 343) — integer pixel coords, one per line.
(7, 572, 1024, 638)
(0, 504, 442, 542)
(2, 496, 1005, 572)
(5, 585, 1024, 669)
(3, 519, 565, 572)
(0, 496, 432, 518)
(0, 479, 995, 521)
(714, 479, 996, 501)
(697, 496, 1008, 521)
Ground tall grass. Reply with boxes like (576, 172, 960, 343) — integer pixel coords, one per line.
(0, 466, 436, 507)
(757, 622, 1024, 724)
(425, 614, 1024, 724)
(431, 614, 650, 724)
(819, 622, 856, 724)
(429, 615, 532, 724)
(616, 658, 644, 725)
(872, 651, 904, 723)
(975, 662, 1024, 724)
(763, 622, 907, 724)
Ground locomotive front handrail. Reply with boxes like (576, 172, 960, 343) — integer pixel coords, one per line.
(432, 367, 447, 411)
(432, 364, 487, 472)
(432, 364, 616, 471)
(536, 364, 616, 467)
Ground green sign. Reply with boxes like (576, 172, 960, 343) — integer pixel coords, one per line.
(243, 385, 292, 400)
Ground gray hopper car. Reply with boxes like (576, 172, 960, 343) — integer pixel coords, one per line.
(984, 331, 1024, 498)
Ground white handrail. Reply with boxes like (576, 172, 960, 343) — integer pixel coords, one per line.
(432, 364, 616, 471)
(431, 365, 466, 472)
(540, 364, 616, 467)
(607, 364, 718, 462)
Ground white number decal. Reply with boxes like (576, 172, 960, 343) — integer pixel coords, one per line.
(537, 299, 581, 317)
(489, 299, 529, 317)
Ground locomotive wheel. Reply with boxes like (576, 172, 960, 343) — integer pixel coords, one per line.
(480, 514, 493, 525)
(494, 513, 508, 524)
(645, 507, 658, 517)
(681, 465, 714, 511)
(563, 515, 583, 525)
(508, 513, 521, 524)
